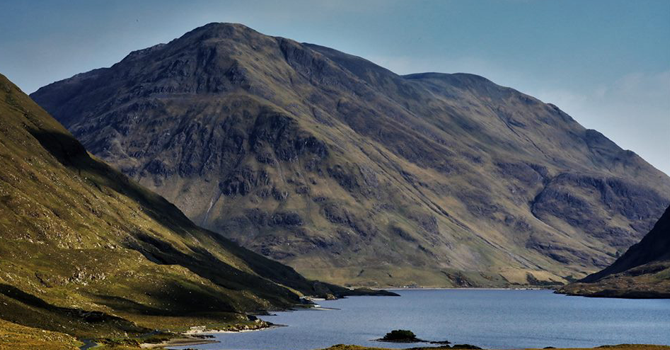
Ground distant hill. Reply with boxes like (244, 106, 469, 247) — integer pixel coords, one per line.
(0, 73, 356, 339)
(560, 206, 670, 298)
(31, 23, 670, 287)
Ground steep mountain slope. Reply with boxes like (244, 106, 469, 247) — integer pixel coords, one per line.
(0, 73, 356, 339)
(31, 23, 670, 287)
(0, 318, 81, 350)
(560, 206, 670, 298)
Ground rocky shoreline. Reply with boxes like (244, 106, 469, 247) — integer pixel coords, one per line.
(140, 321, 280, 348)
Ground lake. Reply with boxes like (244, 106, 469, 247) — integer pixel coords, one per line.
(173, 289, 670, 350)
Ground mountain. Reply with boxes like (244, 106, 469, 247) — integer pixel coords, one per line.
(31, 23, 670, 287)
(0, 72, 365, 340)
(560, 206, 670, 298)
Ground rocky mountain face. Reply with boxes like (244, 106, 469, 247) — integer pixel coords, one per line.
(560, 206, 670, 298)
(31, 23, 670, 287)
(0, 73, 355, 338)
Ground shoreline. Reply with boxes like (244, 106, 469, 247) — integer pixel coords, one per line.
(382, 287, 553, 291)
(143, 288, 554, 349)
(185, 323, 286, 335)
(140, 300, 341, 348)
(140, 336, 219, 348)
(141, 322, 284, 348)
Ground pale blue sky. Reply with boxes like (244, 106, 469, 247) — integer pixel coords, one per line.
(1, 0, 668, 174)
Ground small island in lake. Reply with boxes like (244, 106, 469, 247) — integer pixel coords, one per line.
(376, 329, 456, 346)
(379, 330, 423, 343)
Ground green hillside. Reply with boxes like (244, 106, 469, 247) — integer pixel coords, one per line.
(31, 23, 670, 287)
(0, 72, 366, 340)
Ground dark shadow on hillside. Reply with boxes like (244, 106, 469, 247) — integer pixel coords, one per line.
(0, 283, 146, 336)
(28, 128, 88, 166)
(90, 281, 239, 316)
(124, 233, 300, 309)
(89, 294, 170, 316)
(29, 129, 197, 231)
(27, 130, 375, 300)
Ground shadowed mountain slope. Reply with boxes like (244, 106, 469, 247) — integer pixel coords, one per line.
(31, 23, 670, 287)
(560, 206, 670, 298)
(0, 73, 359, 338)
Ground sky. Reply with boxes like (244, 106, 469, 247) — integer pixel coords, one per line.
(1, 0, 668, 175)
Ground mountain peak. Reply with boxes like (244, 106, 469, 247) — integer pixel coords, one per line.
(30, 23, 670, 288)
(182, 22, 261, 41)
(119, 23, 258, 64)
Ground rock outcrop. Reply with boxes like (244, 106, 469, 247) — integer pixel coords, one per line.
(31, 23, 670, 287)
(0, 73, 356, 338)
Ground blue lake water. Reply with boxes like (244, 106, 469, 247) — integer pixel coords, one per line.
(173, 289, 670, 350)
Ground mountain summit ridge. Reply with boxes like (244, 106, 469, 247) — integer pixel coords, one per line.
(31, 22, 670, 287)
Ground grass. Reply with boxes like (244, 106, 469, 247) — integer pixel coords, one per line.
(0, 319, 81, 350)
(29, 23, 670, 290)
(0, 73, 371, 344)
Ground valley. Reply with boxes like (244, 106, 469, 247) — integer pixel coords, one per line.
(0, 4, 668, 347)
(0, 72, 387, 347)
(30, 23, 670, 288)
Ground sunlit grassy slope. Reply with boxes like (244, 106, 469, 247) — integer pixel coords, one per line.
(0, 318, 81, 350)
(31, 23, 670, 287)
(0, 73, 364, 339)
